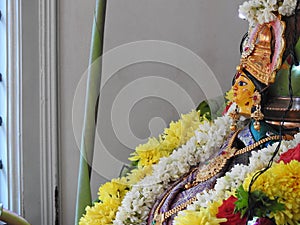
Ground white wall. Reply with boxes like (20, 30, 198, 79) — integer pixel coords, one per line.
(59, 1, 95, 224)
(59, 0, 246, 224)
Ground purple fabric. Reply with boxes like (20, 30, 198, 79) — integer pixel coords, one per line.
(238, 125, 254, 146)
(147, 167, 222, 225)
(147, 128, 254, 225)
(253, 218, 275, 225)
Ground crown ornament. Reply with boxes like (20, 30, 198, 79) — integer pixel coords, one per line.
(238, 16, 286, 86)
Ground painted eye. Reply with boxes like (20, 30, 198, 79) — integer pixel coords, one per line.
(238, 81, 247, 86)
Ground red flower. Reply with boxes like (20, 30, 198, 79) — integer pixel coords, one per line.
(278, 143, 300, 164)
(216, 196, 247, 225)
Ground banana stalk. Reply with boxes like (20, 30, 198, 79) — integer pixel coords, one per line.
(75, 0, 107, 224)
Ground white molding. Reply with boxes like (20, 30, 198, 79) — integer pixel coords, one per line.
(6, 0, 23, 215)
(39, 0, 59, 224)
(6, 0, 59, 223)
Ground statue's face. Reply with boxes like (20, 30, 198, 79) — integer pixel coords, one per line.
(232, 71, 255, 116)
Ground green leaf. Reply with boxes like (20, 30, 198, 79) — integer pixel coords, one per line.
(234, 185, 249, 217)
(234, 185, 285, 219)
(196, 100, 211, 121)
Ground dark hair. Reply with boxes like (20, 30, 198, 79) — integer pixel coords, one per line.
(240, 32, 249, 55)
(242, 70, 267, 93)
(282, 9, 300, 65)
(243, 69, 269, 113)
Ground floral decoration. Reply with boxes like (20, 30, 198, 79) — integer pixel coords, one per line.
(278, 143, 300, 164)
(79, 110, 203, 225)
(239, 0, 298, 25)
(80, 108, 300, 225)
(113, 115, 232, 225)
(173, 133, 300, 225)
(129, 110, 202, 167)
(242, 160, 300, 224)
(174, 208, 226, 225)
(216, 196, 247, 225)
(79, 178, 129, 225)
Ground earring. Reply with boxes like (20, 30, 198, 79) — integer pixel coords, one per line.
(251, 91, 264, 131)
(229, 105, 240, 131)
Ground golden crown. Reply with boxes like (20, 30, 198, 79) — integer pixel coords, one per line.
(237, 16, 286, 86)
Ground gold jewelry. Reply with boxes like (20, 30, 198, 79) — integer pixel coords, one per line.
(153, 196, 198, 225)
(241, 24, 261, 59)
(195, 130, 240, 183)
(229, 106, 240, 131)
(152, 130, 287, 224)
(238, 17, 286, 86)
(195, 132, 283, 183)
(251, 91, 264, 131)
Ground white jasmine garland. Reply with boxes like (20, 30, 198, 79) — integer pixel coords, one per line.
(113, 115, 232, 225)
(187, 133, 300, 210)
(239, 0, 298, 25)
(113, 99, 300, 225)
(113, 109, 300, 224)
(279, 0, 298, 15)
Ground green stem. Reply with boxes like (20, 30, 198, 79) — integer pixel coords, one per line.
(0, 204, 31, 225)
(74, 0, 107, 224)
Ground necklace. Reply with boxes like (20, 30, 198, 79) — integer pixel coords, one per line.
(152, 130, 285, 225)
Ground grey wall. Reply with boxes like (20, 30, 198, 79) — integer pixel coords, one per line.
(59, 0, 246, 224)
(22, 0, 41, 223)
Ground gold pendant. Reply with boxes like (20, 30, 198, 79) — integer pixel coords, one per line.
(196, 147, 237, 183)
(152, 213, 164, 225)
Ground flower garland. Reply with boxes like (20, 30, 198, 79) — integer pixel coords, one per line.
(174, 207, 227, 225)
(239, 0, 298, 25)
(113, 115, 232, 225)
(186, 133, 300, 210)
(113, 113, 300, 225)
(243, 160, 300, 224)
(129, 110, 202, 167)
(172, 134, 300, 225)
(79, 110, 203, 225)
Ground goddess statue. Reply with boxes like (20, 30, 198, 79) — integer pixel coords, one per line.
(144, 2, 300, 225)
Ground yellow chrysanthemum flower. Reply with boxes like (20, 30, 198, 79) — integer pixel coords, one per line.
(159, 110, 201, 155)
(243, 160, 300, 225)
(174, 209, 227, 225)
(207, 200, 223, 217)
(80, 178, 129, 224)
(98, 177, 129, 202)
(163, 120, 182, 147)
(164, 110, 201, 148)
(129, 110, 201, 167)
(81, 167, 152, 224)
(126, 165, 153, 185)
(128, 137, 163, 167)
(79, 198, 120, 225)
(80, 110, 202, 223)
